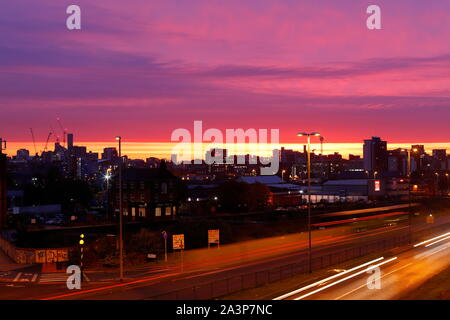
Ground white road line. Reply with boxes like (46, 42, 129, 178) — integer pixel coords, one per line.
(31, 274, 38, 282)
(334, 262, 413, 300)
(39, 273, 68, 283)
(13, 272, 22, 282)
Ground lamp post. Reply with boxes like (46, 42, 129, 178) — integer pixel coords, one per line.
(116, 136, 124, 281)
(297, 131, 320, 273)
(282, 170, 286, 183)
(402, 148, 417, 244)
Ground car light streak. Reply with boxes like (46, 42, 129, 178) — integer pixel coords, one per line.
(414, 232, 450, 247)
(293, 257, 398, 300)
(273, 257, 385, 300)
(424, 235, 450, 248)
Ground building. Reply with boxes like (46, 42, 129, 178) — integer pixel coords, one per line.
(0, 143, 7, 228)
(111, 163, 185, 221)
(67, 133, 74, 149)
(363, 137, 388, 176)
(16, 149, 30, 161)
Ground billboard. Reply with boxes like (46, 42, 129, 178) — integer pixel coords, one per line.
(208, 229, 219, 244)
(374, 180, 381, 192)
(173, 234, 185, 250)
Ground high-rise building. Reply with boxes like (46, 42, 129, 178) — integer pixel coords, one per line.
(67, 133, 74, 149)
(0, 147, 7, 228)
(432, 149, 446, 161)
(16, 149, 30, 160)
(102, 147, 118, 161)
(363, 137, 388, 175)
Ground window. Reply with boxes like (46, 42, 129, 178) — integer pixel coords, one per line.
(123, 209, 128, 216)
(172, 206, 177, 216)
(165, 207, 171, 216)
(131, 208, 136, 217)
(155, 207, 161, 217)
(139, 207, 146, 217)
(161, 182, 168, 194)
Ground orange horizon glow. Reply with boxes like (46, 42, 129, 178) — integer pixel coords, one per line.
(4, 141, 450, 160)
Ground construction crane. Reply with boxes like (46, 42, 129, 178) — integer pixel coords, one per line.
(29, 128, 37, 155)
(50, 125, 60, 144)
(44, 132, 53, 152)
(56, 117, 67, 148)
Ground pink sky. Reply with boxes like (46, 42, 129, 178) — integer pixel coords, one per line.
(1, 0, 449, 151)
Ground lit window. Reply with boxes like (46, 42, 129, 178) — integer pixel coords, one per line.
(155, 207, 161, 217)
(131, 208, 136, 217)
(172, 206, 177, 216)
(139, 207, 146, 217)
(165, 207, 171, 216)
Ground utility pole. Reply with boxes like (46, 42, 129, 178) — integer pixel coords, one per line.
(297, 132, 321, 273)
(79, 234, 85, 282)
(116, 136, 124, 281)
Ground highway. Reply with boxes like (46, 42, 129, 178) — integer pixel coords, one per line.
(1, 212, 449, 300)
(274, 230, 450, 300)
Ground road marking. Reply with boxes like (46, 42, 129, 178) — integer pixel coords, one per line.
(83, 272, 90, 282)
(293, 257, 398, 300)
(31, 273, 38, 282)
(13, 272, 22, 282)
(334, 262, 413, 300)
(39, 273, 69, 283)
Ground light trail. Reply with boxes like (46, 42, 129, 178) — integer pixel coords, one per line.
(273, 257, 385, 300)
(414, 232, 450, 247)
(293, 257, 398, 300)
(41, 272, 179, 300)
(424, 235, 450, 248)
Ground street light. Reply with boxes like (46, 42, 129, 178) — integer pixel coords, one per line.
(282, 170, 286, 183)
(297, 131, 320, 273)
(116, 136, 124, 281)
(401, 147, 418, 244)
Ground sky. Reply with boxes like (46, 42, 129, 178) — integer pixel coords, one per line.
(1, 0, 449, 158)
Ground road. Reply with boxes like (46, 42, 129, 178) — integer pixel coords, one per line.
(1, 212, 449, 300)
(275, 229, 450, 300)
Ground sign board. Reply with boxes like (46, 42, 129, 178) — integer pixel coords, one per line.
(173, 234, 185, 250)
(46, 250, 58, 263)
(374, 180, 381, 192)
(208, 229, 220, 244)
(162, 231, 168, 240)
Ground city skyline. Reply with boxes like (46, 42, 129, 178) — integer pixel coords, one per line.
(5, 140, 450, 161)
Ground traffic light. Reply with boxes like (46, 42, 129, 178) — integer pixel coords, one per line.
(79, 234, 85, 282)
